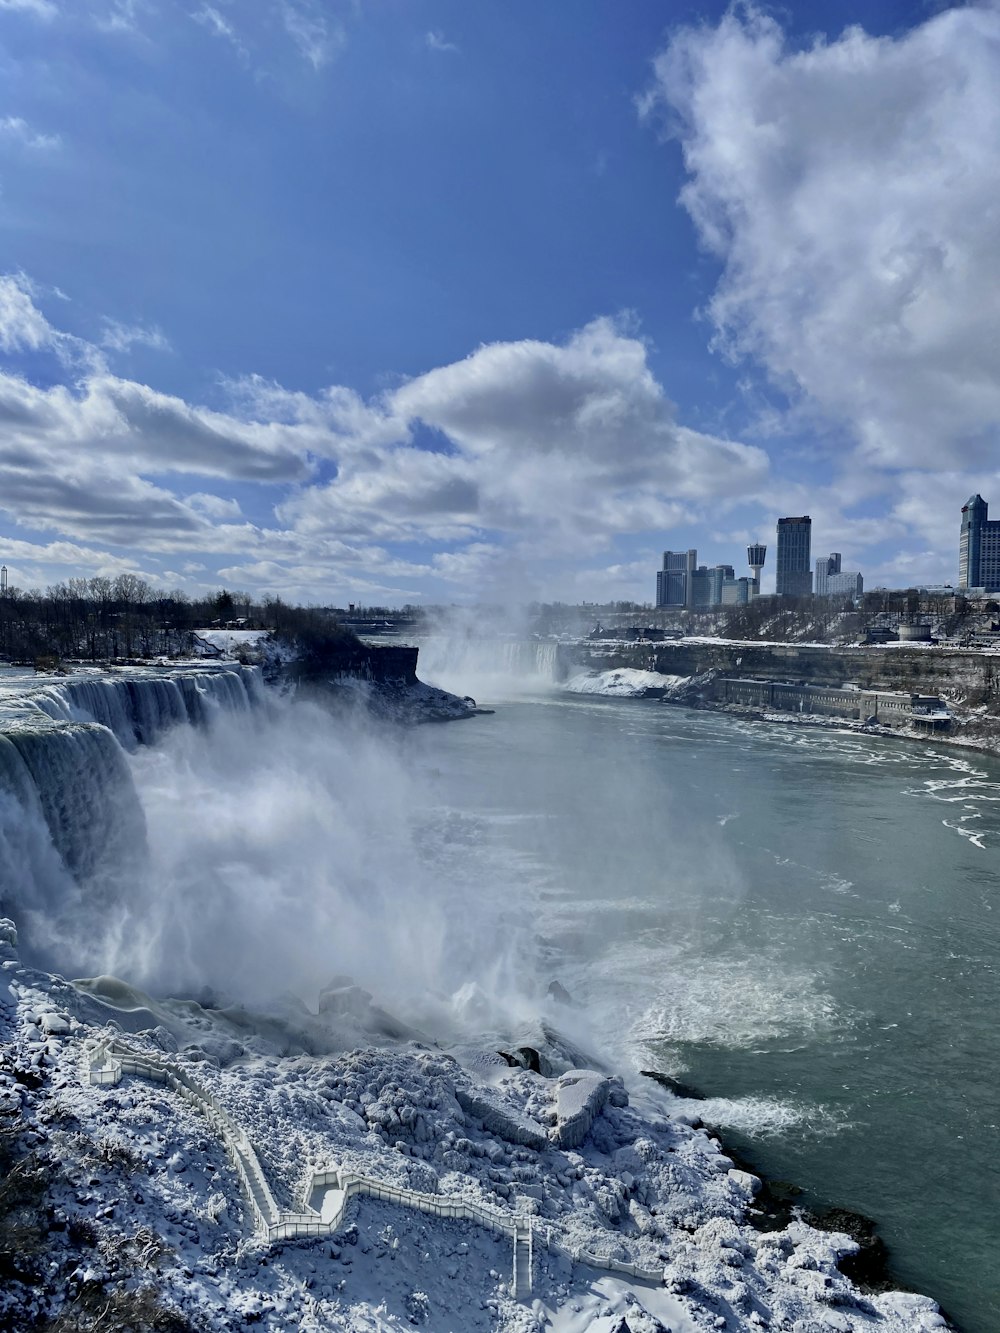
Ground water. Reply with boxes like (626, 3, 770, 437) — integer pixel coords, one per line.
(2, 654, 997, 1329)
(411, 687, 1000, 1333)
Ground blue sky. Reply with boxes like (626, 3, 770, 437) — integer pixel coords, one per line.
(0, 0, 997, 603)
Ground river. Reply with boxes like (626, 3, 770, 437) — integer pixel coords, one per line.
(2, 652, 996, 1329)
(411, 680, 1000, 1333)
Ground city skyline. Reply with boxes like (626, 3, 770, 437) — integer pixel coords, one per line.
(0, 2, 997, 603)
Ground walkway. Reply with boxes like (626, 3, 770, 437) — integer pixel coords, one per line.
(81, 1034, 665, 1301)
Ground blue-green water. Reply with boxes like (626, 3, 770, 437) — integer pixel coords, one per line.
(420, 692, 1000, 1333)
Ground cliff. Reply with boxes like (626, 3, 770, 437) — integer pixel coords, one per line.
(267, 628, 475, 723)
(561, 639, 1000, 704)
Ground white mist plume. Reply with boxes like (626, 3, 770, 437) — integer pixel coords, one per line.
(6, 692, 540, 1029)
(416, 604, 561, 703)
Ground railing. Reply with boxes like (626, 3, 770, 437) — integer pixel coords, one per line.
(82, 1034, 666, 1295)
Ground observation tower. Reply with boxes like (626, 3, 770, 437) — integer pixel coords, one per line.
(747, 544, 766, 597)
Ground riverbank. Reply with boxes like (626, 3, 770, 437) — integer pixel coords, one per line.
(0, 918, 951, 1333)
(563, 657, 1000, 758)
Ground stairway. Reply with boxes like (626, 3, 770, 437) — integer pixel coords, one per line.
(513, 1224, 532, 1300)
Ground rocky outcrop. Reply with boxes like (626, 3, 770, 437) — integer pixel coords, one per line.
(551, 1069, 628, 1149)
(454, 1088, 549, 1150)
(265, 629, 476, 723)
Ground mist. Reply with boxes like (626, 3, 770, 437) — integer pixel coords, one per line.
(1, 690, 539, 1034)
(415, 604, 562, 703)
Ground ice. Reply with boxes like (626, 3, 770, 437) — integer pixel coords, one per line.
(0, 916, 946, 1333)
(564, 669, 688, 698)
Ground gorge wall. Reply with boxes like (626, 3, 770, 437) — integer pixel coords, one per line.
(559, 640, 1000, 703)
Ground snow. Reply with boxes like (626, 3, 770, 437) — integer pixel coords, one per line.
(565, 670, 688, 698)
(0, 918, 950, 1332)
(191, 629, 272, 657)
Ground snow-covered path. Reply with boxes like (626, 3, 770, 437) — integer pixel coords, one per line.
(82, 1033, 668, 1301)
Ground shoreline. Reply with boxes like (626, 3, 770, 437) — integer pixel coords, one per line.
(562, 667, 1000, 760)
(670, 694, 1000, 761)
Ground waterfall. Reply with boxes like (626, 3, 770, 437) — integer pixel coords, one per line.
(5, 720, 145, 885)
(24, 667, 255, 749)
(0, 666, 259, 949)
(416, 636, 561, 698)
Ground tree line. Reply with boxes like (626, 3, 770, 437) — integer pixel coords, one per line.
(0, 575, 342, 663)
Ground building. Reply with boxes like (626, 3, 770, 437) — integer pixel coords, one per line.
(815, 552, 863, 599)
(689, 564, 733, 607)
(721, 576, 754, 605)
(959, 494, 1000, 591)
(747, 544, 766, 597)
(814, 552, 841, 595)
(715, 678, 949, 731)
(656, 550, 697, 608)
(655, 552, 735, 608)
(775, 517, 812, 596)
(826, 571, 863, 598)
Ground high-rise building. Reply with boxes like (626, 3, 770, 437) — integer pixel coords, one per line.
(826, 571, 864, 598)
(959, 495, 1000, 591)
(814, 553, 841, 596)
(656, 550, 697, 607)
(775, 516, 812, 596)
(721, 576, 754, 605)
(815, 551, 862, 598)
(655, 552, 736, 608)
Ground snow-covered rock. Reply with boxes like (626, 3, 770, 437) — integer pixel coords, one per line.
(0, 919, 950, 1333)
(565, 669, 689, 698)
(550, 1069, 626, 1148)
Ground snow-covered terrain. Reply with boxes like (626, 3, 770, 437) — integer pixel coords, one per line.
(192, 629, 273, 658)
(565, 671, 689, 699)
(0, 919, 949, 1333)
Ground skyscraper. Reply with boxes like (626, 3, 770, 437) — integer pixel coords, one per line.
(813, 551, 863, 598)
(959, 495, 1000, 590)
(775, 517, 812, 596)
(656, 550, 697, 607)
(814, 552, 841, 596)
(655, 551, 738, 608)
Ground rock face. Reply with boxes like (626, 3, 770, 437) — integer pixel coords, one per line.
(454, 1088, 549, 1150)
(266, 629, 476, 723)
(551, 1069, 628, 1149)
(273, 628, 421, 687)
(563, 638, 1000, 703)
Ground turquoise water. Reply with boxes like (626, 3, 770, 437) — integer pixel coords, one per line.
(420, 693, 1000, 1333)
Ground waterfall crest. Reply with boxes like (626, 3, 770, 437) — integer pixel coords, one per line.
(0, 666, 259, 950)
(416, 636, 560, 698)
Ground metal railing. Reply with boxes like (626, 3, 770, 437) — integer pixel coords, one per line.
(81, 1033, 666, 1295)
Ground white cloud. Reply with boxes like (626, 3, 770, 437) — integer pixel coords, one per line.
(186, 492, 243, 519)
(100, 317, 171, 354)
(0, 0, 56, 19)
(0, 116, 60, 150)
(0, 277, 771, 597)
(0, 274, 55, 352)
(192, 4, 248, 62)
(282, 317, 768, 552)
(281, 0, 343, 70)
(644, 4, 1000, 471)
(425, 29, 458, 55)
(95, 0, 148, 34)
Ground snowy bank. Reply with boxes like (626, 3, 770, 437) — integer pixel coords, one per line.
(565, 669, 689, 699)
(0, 919, 950, 1333)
